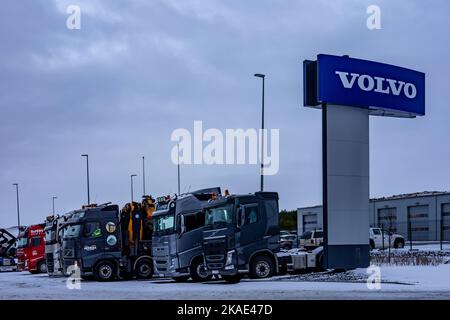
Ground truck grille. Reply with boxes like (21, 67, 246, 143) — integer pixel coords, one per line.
(153, 246, 169, 273)
(46, 253, 54, 273)
(203, 239, 226, 255)
(64, 248, 74, 258)
(206, 263, 224, 269)
(205, 254, 224, 262)
(204, 239, 226, 269)
(154, 257, 169, 272)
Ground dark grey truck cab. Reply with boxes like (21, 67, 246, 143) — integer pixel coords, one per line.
(152, 187, 220, 282)
(62, 202, 153, 281)
(203, 192, 280, 283)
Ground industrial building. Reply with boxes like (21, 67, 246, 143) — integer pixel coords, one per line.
(297, 191, 450, 241)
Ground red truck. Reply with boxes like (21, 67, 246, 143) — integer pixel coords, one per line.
(16, 224, 47, 273)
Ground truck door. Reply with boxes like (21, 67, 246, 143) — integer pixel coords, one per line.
(81, 222, 106, 264)
(238, 203, 264, 249)
(177, 211, 204, 268)
(372, 228, 382, 248)
(30, 236, 43, 266)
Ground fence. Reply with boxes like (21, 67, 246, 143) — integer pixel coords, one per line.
(372, 219, 450, 251)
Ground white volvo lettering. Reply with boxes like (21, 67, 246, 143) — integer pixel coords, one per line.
(335, 71, 417, 99)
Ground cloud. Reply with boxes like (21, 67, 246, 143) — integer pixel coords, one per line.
(31, 38, 129, 69)
(0, 0, 449, 227)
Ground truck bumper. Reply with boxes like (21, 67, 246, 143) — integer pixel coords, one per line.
(0, 266, 17, 272)
(154, 264, 189, 278)
(207, 266, 243, 277)
(155, 270, 190, 278)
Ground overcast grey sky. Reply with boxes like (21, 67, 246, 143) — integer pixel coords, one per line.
(1, 0, 449, 227)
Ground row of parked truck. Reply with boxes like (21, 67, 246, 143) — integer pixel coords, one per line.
(1, 188, 325, 283)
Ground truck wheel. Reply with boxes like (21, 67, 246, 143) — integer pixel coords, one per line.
(37, 260, 47, 274)
(394, 239, 404, 249)
(190, 259, 212, 282)
(222, 275, 242, 283)
(250, 255, 274, 279)
(134, 258, 153, 279)
(94, 261, 116, 281)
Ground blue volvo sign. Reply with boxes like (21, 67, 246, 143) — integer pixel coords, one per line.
(303, 54, 425, 117)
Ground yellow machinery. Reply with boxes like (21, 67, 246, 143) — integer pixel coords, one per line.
(120, 196, 156, 255)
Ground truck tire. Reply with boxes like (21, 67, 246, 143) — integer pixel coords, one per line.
(190, 259, 212, 282)
(250, 255, 274, 279)
(134, 258, 153, 279)
(37, 260, 47, 274)
(94, 261, 116, 281)
(394, 239, 405, 249)
(222, 274, 242, 283)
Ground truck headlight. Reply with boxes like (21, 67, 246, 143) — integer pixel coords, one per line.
(225, 250, 235, 266)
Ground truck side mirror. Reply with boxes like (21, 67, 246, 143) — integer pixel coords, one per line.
(236, 207, 242, 228)
(180, 215, 186, 234)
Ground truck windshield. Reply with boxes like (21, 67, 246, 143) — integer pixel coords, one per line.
(16, 237, 28, 248)
(63, 224, 81, 239)
(154, 213, 175, 235)
(45, 230, 54, 244)
(45, 226, 57, 245)
(205, 204, 234, 227)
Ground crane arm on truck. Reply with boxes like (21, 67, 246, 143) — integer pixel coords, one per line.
(0, 228, 17, 258)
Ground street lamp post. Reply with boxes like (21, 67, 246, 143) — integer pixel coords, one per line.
(131, 174, 137, 202)
(52, 196, 57, 216)
(177, 144, 181, 195)
(142, 156, 146, 196)
(254, 73, 265, 192)
(12, 183, 20, 229)
(81, 154, 90, 205)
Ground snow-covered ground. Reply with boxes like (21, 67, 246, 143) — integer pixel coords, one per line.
(1, 263, 450, 300)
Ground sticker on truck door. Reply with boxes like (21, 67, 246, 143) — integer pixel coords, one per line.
(105, 222, 116, 233)
(106, 235, 117, 246)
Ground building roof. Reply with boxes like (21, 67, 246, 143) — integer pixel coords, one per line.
(371, 191, 450, 201)
(298, 191, 450, 210)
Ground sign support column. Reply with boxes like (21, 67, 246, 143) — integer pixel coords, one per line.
(322, 104, 370, 268)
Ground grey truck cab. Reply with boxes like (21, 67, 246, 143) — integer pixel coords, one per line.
(45, 214, 73, 276)
(202, 192, 280, 283)
(152, 187, 220, 282)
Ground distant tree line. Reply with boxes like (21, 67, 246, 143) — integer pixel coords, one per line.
(279, 209, 297, 231)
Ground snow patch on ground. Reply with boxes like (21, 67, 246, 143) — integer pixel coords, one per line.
(1, 264, 450, 300)
(2, 243, 450, 300)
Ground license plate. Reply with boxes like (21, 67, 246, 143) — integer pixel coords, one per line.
(212, 270, 219, 275)
(3, 259, 10, 266)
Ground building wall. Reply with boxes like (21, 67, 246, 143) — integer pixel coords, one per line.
(299, 193, 450, 241)
(297, 206, 323, 235)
